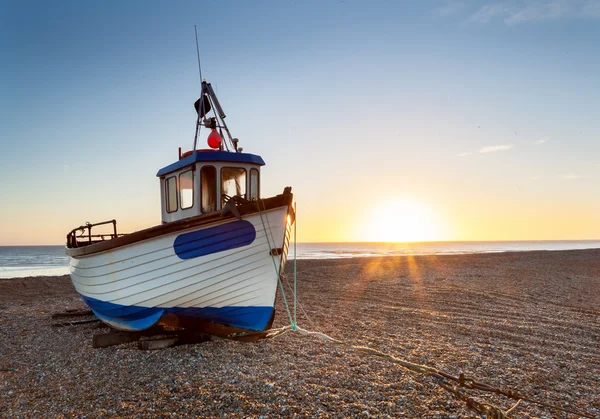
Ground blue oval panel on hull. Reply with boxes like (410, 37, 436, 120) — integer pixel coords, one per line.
(174, 220, 256, 260)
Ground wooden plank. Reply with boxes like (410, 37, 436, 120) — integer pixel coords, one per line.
(92, 326, 167, 348)
(177, 331, 211, 345)
(171, 309, 276, 341)
(65, 307, 88, 313)
(52, 318, 99, 328)
(93, 327, 211, 349)
(93, 331, 144, 348)
(51, 309, 94, 319)
(138, 337, 179, 350)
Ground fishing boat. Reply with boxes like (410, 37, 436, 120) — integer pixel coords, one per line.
(65, 80, 294, 338)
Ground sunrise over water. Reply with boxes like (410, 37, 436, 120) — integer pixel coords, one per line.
(1, 1, 599, 417)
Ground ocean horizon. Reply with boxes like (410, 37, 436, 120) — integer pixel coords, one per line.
(1, 240, 600, 279)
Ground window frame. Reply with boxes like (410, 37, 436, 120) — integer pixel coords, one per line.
(250, 168, 260, 201)
(179, 169, 195, 210)
(200, 165, 218, 214)
(220, 166, 248, 205)
(165, 176, 178, 213)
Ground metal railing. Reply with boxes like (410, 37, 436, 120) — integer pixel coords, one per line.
(66, 219, 119, 248)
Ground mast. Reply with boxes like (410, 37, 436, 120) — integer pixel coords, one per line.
(192, 25, 203, 151)
(191, 26, 238, 153)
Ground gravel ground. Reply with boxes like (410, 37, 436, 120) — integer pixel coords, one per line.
(1, 249, 599, 418)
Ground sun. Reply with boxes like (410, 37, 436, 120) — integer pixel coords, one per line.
(362, 199, 439, 242)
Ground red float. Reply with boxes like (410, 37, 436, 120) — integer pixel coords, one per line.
(207, 129, 222, 149)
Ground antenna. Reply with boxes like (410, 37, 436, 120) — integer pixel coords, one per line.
(194, 25, 203, 85)
(192, 25, 203, 151)
(189, 26, 235, 153)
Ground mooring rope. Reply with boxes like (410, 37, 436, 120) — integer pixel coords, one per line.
(281, 273, 319, 331)
(256, 199, 294, 327)
(238, 325, 593, 419)
(293, 201, 297, 329)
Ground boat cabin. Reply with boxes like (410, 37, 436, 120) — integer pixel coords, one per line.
(156, 150, 265, 224)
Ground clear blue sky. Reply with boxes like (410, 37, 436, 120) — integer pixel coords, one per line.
(1, 0, 599, 244)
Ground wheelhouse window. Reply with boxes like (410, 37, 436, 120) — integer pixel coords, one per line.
(250, 168, 259, 201)
(179, 170, 194, 210)
(165, 176, 177, 213)
(221, 167, 246, 205)
(201, 166, 217, 213)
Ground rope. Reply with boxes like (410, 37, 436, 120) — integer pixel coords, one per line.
(505, 400, 522, 415)
(256, 199, 294, 326)
(280, 203, 322, 332)
(293, 201, 297, 329)
(436, 380, 511, 418)
(288, 327, 594, 419)
(281, 272, 320, 331)
(260, 199, 280, 263)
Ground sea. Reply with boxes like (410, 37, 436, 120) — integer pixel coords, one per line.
(1, 241, 600, 279)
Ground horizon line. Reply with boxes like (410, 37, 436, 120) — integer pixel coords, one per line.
(2, 238, 600, 247)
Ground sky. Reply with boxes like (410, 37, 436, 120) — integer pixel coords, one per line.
(1, 0, 599, 245)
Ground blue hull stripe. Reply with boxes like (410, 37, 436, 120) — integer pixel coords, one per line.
(79, 295, 273, 331)
(92, 307, 165, 331)
(173, 220, 256, 260)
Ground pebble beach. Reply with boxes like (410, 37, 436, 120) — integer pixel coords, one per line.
(1, 249, 599, 418)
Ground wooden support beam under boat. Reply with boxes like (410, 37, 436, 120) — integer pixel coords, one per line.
(138, 331, 210, 350)
(51, 309, 94, 319)
(138, 337, 179, 350)
(52, 318, 100, 328)
(93, 328, 161, 348)
(93, 327, 211, 349)
(159, 309, 277, 342)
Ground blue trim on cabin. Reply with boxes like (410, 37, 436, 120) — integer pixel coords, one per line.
(156, 151, 265, 177)
(79, 294, 274, 332)
(174, 220, 256, 260)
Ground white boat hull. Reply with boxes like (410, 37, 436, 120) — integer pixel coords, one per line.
(68, 205, 291, 332)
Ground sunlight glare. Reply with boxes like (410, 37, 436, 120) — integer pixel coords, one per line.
(363, 199, 439, 242)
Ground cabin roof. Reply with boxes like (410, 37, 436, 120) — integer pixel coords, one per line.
(156, 151, 266, 177)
